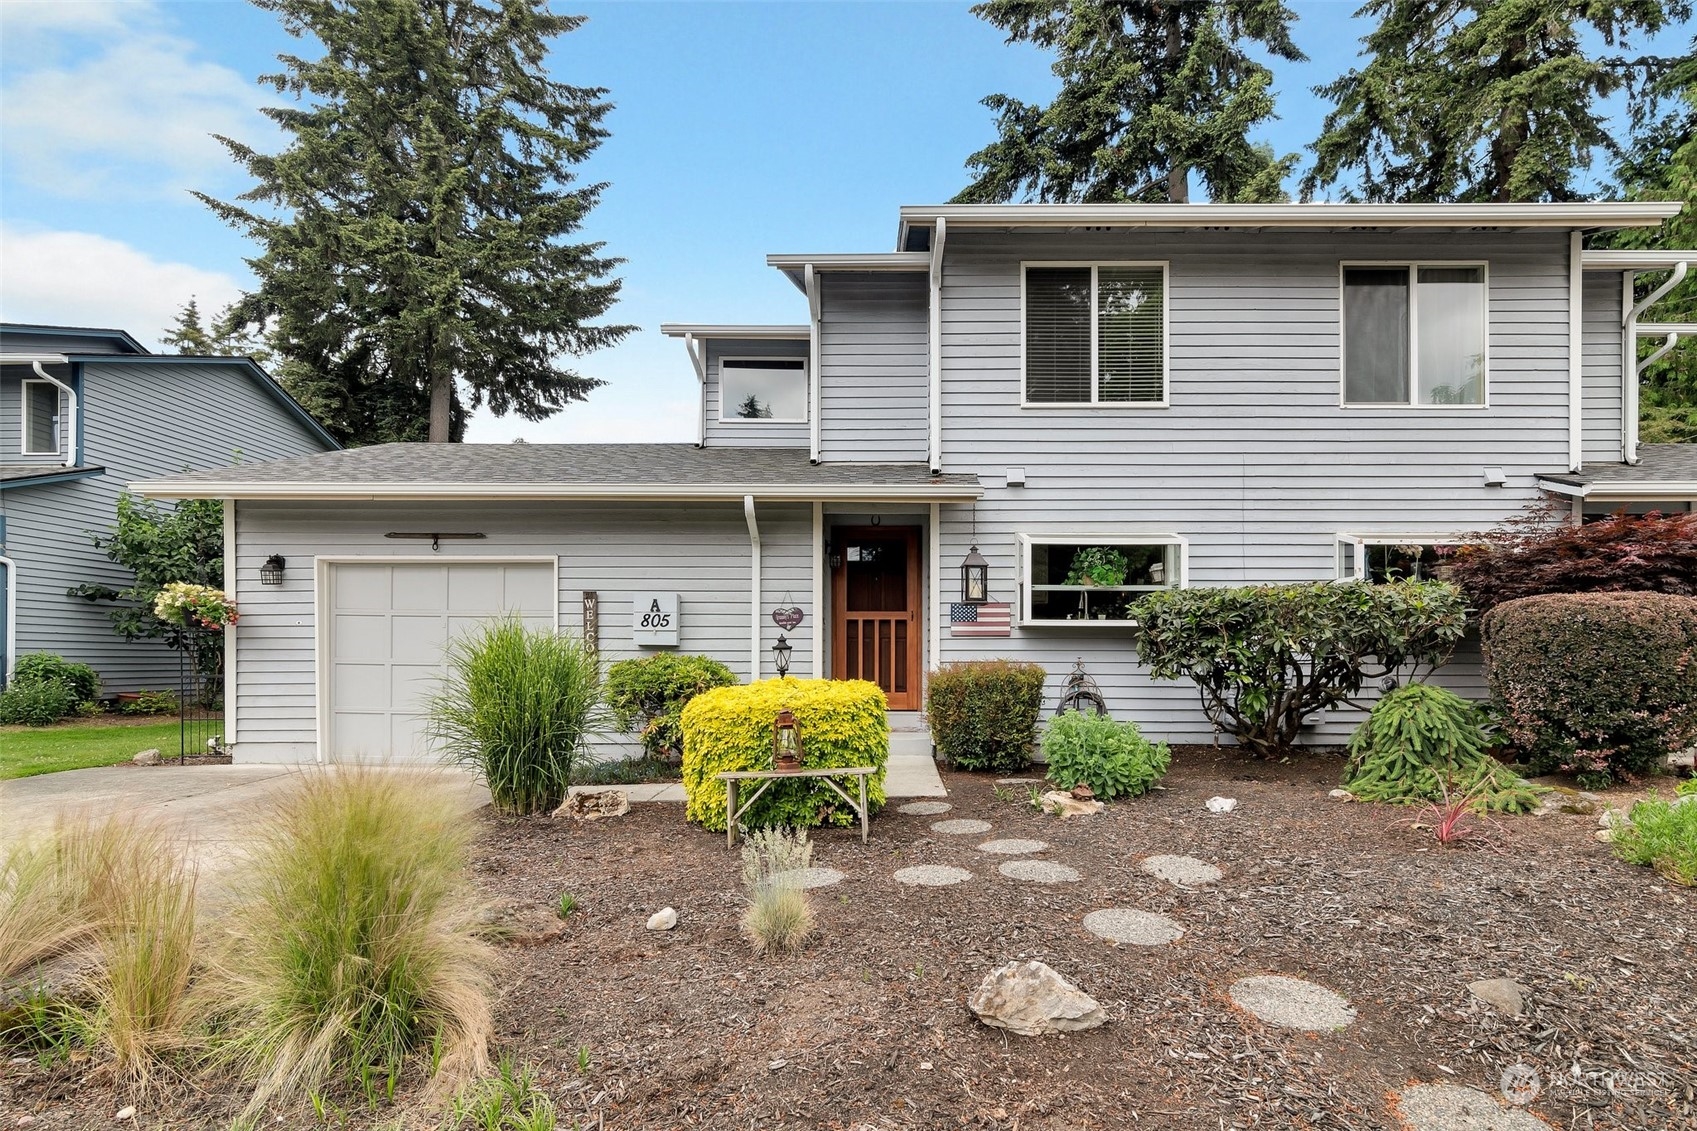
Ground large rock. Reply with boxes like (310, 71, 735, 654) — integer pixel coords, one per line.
(133, 748, 161, 767)
(967, 960, 1106, 1036)
(1468, 978, 1526, 1018)
(1037, 791, 1103, 818)
(553, 789, 630, 820)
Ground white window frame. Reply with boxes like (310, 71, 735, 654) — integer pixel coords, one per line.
(1339, 261, 1491, 409)
(717, 356, 809, 425)
(1335, 533, 1466, 582)
(1020, 261, 1171, 409)
(20, 379, 61, 455)
(1016, 532, 1189, 625)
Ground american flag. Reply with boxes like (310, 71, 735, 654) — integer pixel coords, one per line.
(949, 602, 1012, 637)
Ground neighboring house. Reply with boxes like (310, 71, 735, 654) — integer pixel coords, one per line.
(134, 202, 1697, 765)
(1, 323, 339, 694)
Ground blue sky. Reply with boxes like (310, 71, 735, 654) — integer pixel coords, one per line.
(1, 1, 1688, 442)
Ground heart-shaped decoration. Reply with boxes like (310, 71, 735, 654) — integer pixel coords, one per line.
(771, 606, 804, 631)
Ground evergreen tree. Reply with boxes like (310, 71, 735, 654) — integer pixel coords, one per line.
(955, 1, 1304, 204)
(735, 393, 771, 420)
(1306, 2, 1688, 203)
(161, 297, 274, 365)
(197, 0, 633, 445)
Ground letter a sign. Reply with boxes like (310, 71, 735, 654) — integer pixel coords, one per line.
(631, 591, 680, 647)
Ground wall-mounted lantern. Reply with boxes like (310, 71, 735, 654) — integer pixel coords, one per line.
(773, 707, 803, 774)
(960, 545, 989, 604)
(259, 555, 287, 586)
(773, 633, 793, 677)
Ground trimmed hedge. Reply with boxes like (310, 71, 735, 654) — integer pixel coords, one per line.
(604, 653, 737, 760)
(924, 660, 1047, 774)
(1483, 592, 1697, 785)
(681, 677, 888, 832)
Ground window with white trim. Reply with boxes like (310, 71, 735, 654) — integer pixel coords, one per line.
(1023, 263, 1167, 405)
(1336, 535, 1461, 583)
(1343, 264, 1486, 405)
(719, 357, 807, 423)
(22, 380, 60, 455)
(1019, 534, 1185, 623)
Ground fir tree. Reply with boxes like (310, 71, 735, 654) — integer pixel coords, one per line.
(955, 1, 1304, 204)
(161, 297, 274, 365)
(735, 393, 771, 420)
(1306, 1, 1689, 203)
(197, 0, 634, 445)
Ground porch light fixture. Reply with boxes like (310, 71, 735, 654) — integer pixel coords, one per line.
(772, 633, 793, 677)
(960, 545, 989, 604)
(773, 707, 803, 774)
(259, 555, 287, 586)
(383, 532, 488, 552)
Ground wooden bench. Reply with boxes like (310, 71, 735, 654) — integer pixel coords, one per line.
(714, 766, 877, 846)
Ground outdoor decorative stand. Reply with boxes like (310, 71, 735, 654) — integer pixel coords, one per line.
(1055, 658, 1109, 716)
(715, 707, 874, 845)
(172, 622, 225, 763)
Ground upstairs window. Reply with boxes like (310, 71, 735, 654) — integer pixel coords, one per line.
(22, 380, 60, 455)
(1343, 264, 1487, 406)
(719, 357, 807, 423)
(1024, 263, 1167, 405)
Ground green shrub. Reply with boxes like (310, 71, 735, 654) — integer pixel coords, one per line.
(121, 689, 179, 716)
(1609, 794, 1697, 886)
(1342, 683, 1538, 813)
(1483, 593, 1697, 786)
(1132, 581, 1468, 757)
(1442, 509, 1697, 613)
(428, 619, 604, 815)
(604, 653, 736, 760)
(0, 680, 81, 727)
(680, 677, 887, 832)
(11, 653, 100, 704)
(1040, 710, 1170, 800)
(216, 769, 492, 1115)
(925, 660, 1047, 774)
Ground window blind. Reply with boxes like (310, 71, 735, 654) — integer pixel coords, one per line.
(1097, 267, 1164, 402)
(1024, 267, 1092, 402)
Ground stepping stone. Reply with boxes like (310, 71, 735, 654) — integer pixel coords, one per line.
(995, 777, 1042, 785)
(898, 801, 953, 816)
(1395, 1084, 1548, 1130)
(1228, 975, 1357, 1031)
(976, 838, 1049, 855)
(1141, 854, 1222, 887)
(1082, 908, 1184, 946)
(772, 866, 845, 889)
(997, 860, 1080, 884)
(931, 818, 993, 835)
(893, 865, 973, 887)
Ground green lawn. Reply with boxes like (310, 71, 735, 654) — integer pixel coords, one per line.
(0, 720, 187, 780)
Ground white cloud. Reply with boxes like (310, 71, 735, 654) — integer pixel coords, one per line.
(465, 384, 698, 445)
(0, 1, 276, 199)
(0, 223, 244, 345)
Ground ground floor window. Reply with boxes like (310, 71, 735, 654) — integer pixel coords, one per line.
(1018, 534, 1185, 623)
(1335, 535, 1461, 583)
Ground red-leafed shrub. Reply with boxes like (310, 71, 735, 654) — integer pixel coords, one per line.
(1442, 510, 1697, 613)
(1482, 593, 1697, 786)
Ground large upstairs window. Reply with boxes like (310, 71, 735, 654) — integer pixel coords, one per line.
(719, 357, 807, 423)
(1023, 263, 1167, 406)
(1343, 264, 1487, 406)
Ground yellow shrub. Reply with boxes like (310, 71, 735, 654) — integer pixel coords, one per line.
(681, 677, 888, 832)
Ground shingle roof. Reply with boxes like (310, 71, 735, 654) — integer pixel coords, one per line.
(1538, 444, 1697, 491)
(133, 443, 981, 501)
(0, 464, 105, 490)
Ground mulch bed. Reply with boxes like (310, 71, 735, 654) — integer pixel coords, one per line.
(3, 748, 1691, 1129)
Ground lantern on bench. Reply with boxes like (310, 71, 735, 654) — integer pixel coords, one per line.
(773, 708, 803, 774)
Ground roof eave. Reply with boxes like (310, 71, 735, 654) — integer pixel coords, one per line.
(1581, 249, 1697, 271)
(131, 480, 984, 503)
(657, 324, 811, 340)
(1536, 475, 1697, 500)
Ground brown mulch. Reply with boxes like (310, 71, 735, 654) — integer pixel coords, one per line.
(3, 748, 1692, 1129)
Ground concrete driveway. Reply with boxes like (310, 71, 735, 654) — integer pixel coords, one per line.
(0, 764, 491, 881)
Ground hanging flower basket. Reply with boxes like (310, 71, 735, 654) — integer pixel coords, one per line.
(154, 582, 239, 631)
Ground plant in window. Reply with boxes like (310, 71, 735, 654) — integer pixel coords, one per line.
(1064, 546, 1129, 588)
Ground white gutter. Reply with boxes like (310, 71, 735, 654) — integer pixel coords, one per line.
(1583, 249, 1697, 270)
(1536, 476, 1697, 500)
(1623, 260, 1689, 464)
(132, 481, 986, 503)
(683, 333, 707, 448)
(928, 216, 947, 475)
(0, 554, 15, 685)
(1568, 232, 1584, 472)
(31, 361, 79, 467)
(659, 324, 810, 340)
(744, 495, 761, 682)
(805, 264, 821, 464)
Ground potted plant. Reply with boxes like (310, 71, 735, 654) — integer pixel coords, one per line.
(153, 582, 239, 630)
(1064, 546, 1130, 588)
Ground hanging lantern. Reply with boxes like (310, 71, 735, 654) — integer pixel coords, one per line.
(773, 633, 793, 677)
(259, 554, 287, 586)
(960, 545, 989, 604)
(773, 708, 803, 774)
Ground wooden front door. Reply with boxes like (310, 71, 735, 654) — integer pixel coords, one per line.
(831, 526, 923, 711)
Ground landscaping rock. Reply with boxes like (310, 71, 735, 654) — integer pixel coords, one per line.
(997, 860, 1080, 884)
(1532, 786, 1603, 817)
(133, 748, 161, 767)
(1205, 796, 1239, 814)
(1037, 790, 1103, 817)
(1140, 854, 1222, 886)
(553, 789, 630, 820)
(931, 818, 993, 835)
(893, 865, 973, 887)
(995, 777, 1041, 785)
(0, 953, 99, 1019)
(976, 838, 1049, 855)
(898, 801, 953, 816)
(1082, 908, 1185, 946)
(1467, 978, 1526, 1018)
(115, 1108, 136, 1122)
(966, 960, 1106, 1036)
(1327, 788, 1354, 801)
(646, 907, 678, 931)
(1395, 1084, 1548, 1130)
(1228, 975, 1357, 1030)
(772, 866, 844, 889)
(472, 899, 566, 946)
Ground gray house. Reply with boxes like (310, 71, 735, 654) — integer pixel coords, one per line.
(1, 323, 338, 693)
(134, 202, 1697, 764)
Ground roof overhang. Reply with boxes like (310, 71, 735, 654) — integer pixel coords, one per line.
(132, 479, 985, 504)
(658, 324, 810, 340)
(0, 353, 70, 366)
(1536, 475, 1697, 500)
(765, 252, 932, 291)
(1580, 249, 1697, 271)
(0, 465, 106, 491)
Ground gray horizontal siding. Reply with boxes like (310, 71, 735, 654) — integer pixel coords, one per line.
(817, 273, 928, 462)
(1581, 271, 1626, 466)
(702, 338, 810, 448)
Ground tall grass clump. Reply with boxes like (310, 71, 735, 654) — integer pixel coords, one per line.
(1609, 794, 1697, 886)
(739, 827, 815, 956)
(215, 769, 493, 1115)
(430, 618, 605, 815)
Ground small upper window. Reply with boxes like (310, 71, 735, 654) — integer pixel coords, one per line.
(1336, 535, 1459, 583)
(22, 380, 60, 455)
(720, 358, 807, 423)
(1024, 264, 1167, 405)
(1343, 264, 1486, 406)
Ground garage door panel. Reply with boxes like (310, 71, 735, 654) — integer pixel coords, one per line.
(331, 712, 391, 760)
(334, 615, 391, 661)
(391, 714, 433, 762)
(391, 565, 449, 610)
(334, 565, 393, 611)
(333, 663, 390, 709)
(389, 664, 440, 712)
(502, 565, 556, 609)
(447, 565, 507, 612)
(391, 614, 449, 658)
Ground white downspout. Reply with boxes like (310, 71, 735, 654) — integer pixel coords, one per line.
(0, 554, 15, 684)
(1621, 274, 1634, 465)
(32, 361, 78, 467)
(1641, 332, 1682, 372)
(806, 264, 821, 464)
(744, 495, 761, 682)
(222, 499, 237, 749)
(1567, 232, 1583, 472)
(1625, 260, 1688, 465)
(928, 218, 947, 475)
(684, 334, 707, 448)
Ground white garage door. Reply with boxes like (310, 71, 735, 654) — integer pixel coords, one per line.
(325, 560, 556, 763)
